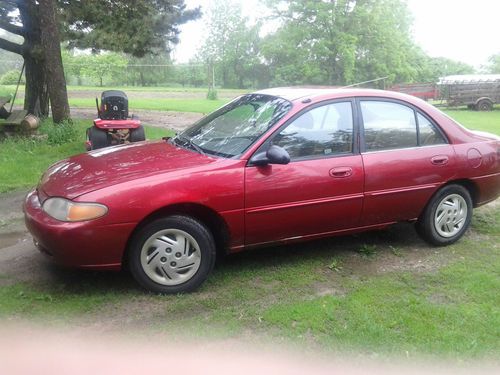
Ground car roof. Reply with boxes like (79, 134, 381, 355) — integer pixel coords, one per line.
(255, 87, 414, 103)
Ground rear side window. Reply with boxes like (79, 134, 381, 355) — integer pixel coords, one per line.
(273, 102, 353, 159)
(361, 101, 417, 151)
(418, 113, 446, 145)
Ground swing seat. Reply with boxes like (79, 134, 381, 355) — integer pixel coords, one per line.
(4, 109, 28, 126)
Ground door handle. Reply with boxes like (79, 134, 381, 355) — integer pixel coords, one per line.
(431, 155, 449, 166)
(329, 167, 353, 178)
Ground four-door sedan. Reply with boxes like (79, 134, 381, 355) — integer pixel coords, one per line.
(24, 88, 500, 293)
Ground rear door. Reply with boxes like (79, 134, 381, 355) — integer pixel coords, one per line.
(244, 100, 364, 246)
(359, 99, 456, 225)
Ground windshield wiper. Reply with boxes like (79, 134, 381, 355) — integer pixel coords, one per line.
(174, 134, 206, 156)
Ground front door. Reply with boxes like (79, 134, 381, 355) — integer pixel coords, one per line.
(244, 100, 364, 246)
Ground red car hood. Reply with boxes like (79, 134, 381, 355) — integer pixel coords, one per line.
(40, 141, 218, 199)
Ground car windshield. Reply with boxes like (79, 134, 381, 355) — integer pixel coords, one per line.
(172, 94, 292, 158)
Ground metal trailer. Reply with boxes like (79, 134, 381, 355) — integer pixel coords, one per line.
(438, 75, 500, 111)
(388, 82, 438, 101)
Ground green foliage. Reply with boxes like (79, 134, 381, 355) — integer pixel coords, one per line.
(59, 0, 201, 57)
(80, 52, 128, 87)
(0, 69, 24, 85)
(199, 0, 263, 89)
(39, 120, 78, 145)
(206, 88, 218, 100)
(126, 51, 173, 86)
(262, 0, 421, 87)
(421, 57, 475, 82)
(358, 244, 378, 257)
(485, 53, 500, 74)
(327, 258, 343, 272)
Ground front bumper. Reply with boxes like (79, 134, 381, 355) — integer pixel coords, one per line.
(23, 189, 136, 270)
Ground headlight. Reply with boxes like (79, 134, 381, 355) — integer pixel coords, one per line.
(42, 197, 108, 222)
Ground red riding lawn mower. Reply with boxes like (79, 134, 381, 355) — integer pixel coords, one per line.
(85, 90, 145, 150)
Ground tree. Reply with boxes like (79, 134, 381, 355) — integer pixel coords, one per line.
(126, 51, 173, 86)
(262, 0, 425, 87)
(200, 0, 261, 89)
(81, 53, 128, 87)
(0, 0, 200, 122)
(424, 57, 475, 81)
(39, 0, 69, 123)
(485, 53, 500, 74)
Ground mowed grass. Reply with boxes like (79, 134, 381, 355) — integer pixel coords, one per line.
(0, 119, 174, 193)
(0, 205, 498, 358)
(68, 97, 228, 114)
(443, 106, 500, 134)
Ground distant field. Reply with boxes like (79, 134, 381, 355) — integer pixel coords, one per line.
(1, 84, 499, 133)
(68, 97, 228, 114)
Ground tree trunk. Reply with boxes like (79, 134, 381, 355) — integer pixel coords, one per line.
(24, 54, 49, 117)
(19, 0, 50, 118)
(39, 0, 70, 123)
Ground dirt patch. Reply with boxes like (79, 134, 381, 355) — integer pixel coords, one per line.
(0, 190, 25, 221)
(70, 107, 203, 132)
(0, 231, 28, 249)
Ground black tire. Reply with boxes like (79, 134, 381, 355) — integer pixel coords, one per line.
(130, 125, 145, 142)
(416, 184, 472, 246)
(88, 126, 110, 150)
(476, 99, 493, 111)
(128, 215, 216, 294)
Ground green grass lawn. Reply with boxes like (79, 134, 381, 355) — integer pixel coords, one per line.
(69, 97, 228, 114)
(0, 205, 498, 358)
(443, 107, 500, 134)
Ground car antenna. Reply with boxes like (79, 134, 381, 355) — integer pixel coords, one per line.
(340, 76, 388, 89)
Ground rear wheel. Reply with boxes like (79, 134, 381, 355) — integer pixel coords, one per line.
(128, 215, 216, 294)
(416, 184, 472, 246)
(130, 125, 145, 142)
(476, 99, 493, 111)
(87, 126, 110, 150)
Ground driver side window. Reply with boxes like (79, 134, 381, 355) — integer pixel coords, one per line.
(273, 102, 354, 159)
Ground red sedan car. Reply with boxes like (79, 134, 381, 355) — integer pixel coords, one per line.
(24, 88, 500, 293)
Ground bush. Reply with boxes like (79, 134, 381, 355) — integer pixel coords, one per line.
(40, 120, 78, 145)
(0, 70, 24, 85)
(206, 88, 218, 100)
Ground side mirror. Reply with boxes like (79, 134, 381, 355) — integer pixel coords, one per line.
(250, 145, 290, 166)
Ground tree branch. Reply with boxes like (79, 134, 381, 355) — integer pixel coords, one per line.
(0, 36, 23, 55)
(0, 19, 25, 36)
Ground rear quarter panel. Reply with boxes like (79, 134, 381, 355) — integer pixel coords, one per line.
(453, 139, 500, 205)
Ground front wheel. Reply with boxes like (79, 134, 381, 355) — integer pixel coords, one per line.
(128, 215, 216, 294)
(87, 126, 110, 150)
(416, 184, 472, 246)
(130, 125, 145, 142)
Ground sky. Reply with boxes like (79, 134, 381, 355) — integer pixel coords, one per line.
(172, 0, 500, 69)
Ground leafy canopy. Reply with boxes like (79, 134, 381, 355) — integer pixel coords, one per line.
(58, 0, 200, 57)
